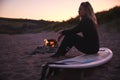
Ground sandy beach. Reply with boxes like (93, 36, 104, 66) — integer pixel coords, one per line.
(0, 26, 120, 80)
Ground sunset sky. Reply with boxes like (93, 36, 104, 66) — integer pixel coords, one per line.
(1, 0, 120, 21)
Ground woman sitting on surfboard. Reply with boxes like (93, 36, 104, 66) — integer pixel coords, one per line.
(51, 2, 99, 57)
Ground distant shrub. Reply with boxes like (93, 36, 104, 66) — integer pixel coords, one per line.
(96, 6, 120, 24)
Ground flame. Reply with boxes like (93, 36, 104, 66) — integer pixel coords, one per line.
(50, 41, 55, 47)
(44, 39, 49, 46)
(44, 39, 55, 47)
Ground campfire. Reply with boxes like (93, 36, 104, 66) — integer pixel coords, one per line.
(44, 39, 58, 48)
(31, 39, 58, 55)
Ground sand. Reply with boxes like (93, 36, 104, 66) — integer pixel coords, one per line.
(0, 26, 120, 80)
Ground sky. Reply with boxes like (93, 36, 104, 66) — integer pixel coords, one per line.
(1, 0, 120, 21)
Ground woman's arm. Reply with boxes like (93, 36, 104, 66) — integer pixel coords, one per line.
(61, 19, 85, 35)
(61, 18, 94, 35)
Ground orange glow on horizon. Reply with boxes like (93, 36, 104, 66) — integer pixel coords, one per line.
(1, 0, 120, 21)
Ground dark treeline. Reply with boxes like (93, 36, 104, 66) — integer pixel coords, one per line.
(0, 6, 120, 34)
(0, 17, 59, 34)
(96, 6, 120, 24)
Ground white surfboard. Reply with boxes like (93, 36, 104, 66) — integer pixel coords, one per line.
(49, 48, 113, 68)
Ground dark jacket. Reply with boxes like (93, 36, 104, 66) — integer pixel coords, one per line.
(61, 17, 99, 54)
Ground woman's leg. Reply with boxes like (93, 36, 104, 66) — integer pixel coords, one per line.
(51, 35, 74, 57)
(71, 35, 85, 52)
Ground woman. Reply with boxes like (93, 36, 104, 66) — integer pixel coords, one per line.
(51, 2, 99, 57)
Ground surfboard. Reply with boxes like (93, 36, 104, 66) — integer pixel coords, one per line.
(49, 48, 113, 68)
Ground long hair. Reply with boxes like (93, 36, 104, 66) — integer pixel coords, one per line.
(80, 2, 98, 26)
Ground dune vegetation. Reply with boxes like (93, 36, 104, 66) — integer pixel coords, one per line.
(0, 6, 120, 34)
